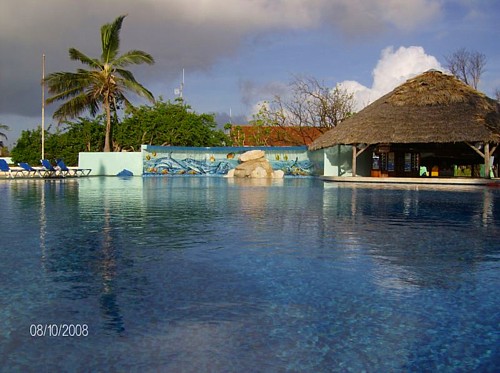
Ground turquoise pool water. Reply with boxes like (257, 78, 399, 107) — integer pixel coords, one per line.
(1, 177, 499, 372)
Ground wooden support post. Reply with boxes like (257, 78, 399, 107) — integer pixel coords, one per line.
(484, 142, 490, 178)
(489, 144, 498, 155)
(352, 145, 357, 176)
(350, 144, 370, 177)
(465, 142, 485, 158)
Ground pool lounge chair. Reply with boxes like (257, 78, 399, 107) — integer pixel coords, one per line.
(56, 159, 91, 177)
(40, 159, 65, 177)
(0, 159, 24, 178)
(18, 162, 48, 178)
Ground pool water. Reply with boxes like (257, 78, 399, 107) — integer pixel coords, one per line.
(1, 177, 499, 372)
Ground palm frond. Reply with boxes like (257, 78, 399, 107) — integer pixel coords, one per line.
(113, 50, 155, 68)
(117, 95, 134, 110)
(114, 68, 137, 83)
(46, 86, 84, 104)
(69, 48, 101, 69)
(101, 15, 126, 63)
(116, 73, 155, 103)
(52, 92, 100, 121)
(46, 71, 92, 90)
(0, 124, 9, 140)
(45, 71, 96, 104)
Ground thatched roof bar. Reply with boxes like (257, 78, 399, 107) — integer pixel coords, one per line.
(309, 70, 500, 151)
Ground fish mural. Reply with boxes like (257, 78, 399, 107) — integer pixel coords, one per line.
(143, 151, 315, 176)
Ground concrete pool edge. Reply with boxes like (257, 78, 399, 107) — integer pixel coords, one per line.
(320, 176, 500, 186)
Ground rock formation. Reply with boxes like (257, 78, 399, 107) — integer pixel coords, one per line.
(226, 150, 284, 179)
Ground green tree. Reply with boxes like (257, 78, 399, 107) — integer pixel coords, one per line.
(48, 117, 105, 164)
(10, 117, 105, 165)
(45, 15, 155, 152)
(114, 98, 229, 150)
(65, 116, 106, 152)
(10, 127, 44, 165)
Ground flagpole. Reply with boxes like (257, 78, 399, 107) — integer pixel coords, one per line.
(41, 53, 45, 161)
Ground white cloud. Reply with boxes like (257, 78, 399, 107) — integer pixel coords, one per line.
(246, 46, 444, 119)
(340, 46, 444, 110)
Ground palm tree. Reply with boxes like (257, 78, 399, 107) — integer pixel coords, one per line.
(0, 123, 8, 154)
(46, 15, 155, 152)
(0, 123, 8, 140)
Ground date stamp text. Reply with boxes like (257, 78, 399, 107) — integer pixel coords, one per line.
(30, 324, 88, 337)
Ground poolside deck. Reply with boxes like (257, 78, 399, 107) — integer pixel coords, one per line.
(0, 171, 91, 179)
(320, 176, 500, 186)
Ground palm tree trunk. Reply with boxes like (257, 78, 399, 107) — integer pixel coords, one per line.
(104, 99, 112, 152)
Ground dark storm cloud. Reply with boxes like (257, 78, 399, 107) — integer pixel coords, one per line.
(239, 80, 289, 107)
(0, 0, 441, 119)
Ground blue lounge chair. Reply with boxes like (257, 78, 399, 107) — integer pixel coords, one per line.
(56, 159, 91, 177)
(40, 159, 64, 177)
(18, 162, 47, 177)
(0, 159, 24, 178)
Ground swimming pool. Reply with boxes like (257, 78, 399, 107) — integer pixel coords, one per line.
(1, 177, 499, 372)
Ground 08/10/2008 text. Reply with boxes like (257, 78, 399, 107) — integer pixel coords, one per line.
(30, 324, 88, 337)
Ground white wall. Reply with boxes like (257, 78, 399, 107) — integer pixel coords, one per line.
(323, 145, 353, 176)
(323, 145, 372, 177)
(79, 152, 142, 176)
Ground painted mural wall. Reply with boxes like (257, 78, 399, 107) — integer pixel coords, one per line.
(142, 145, 318, 176)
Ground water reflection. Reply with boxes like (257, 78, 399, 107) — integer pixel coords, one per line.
(321, 183, 500, 291)
(32, 177, 500, 307)
(31, 178, 144, 334)
(479, 188, 495, 226)
(39, 181, 47, 271)
(98, 199, 125, 333)
(1, 177, 498, 371)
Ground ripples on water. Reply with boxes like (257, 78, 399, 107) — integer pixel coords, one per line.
(0, 177, 499, 372)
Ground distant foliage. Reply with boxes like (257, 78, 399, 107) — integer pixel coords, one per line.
(10, 100, 229, 164)
(251, 75, 356, 144)
(10, 127, 45, 165)
(0, 146, 9, 157)
(10, 117, 105, 165)
(114, 98, 229, 150)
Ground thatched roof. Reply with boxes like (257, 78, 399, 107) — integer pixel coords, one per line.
(309, 70, 500, 150)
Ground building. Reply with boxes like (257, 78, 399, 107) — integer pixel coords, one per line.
(229, 125, 325, 146)
(309, 70, 500, 179)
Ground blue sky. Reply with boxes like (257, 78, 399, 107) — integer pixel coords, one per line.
(1, 0, 499, 146)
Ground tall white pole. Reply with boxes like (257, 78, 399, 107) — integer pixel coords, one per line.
(41, 54, 45, 160)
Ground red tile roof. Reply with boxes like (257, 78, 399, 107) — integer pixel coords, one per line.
(229, 125, 327, 146)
